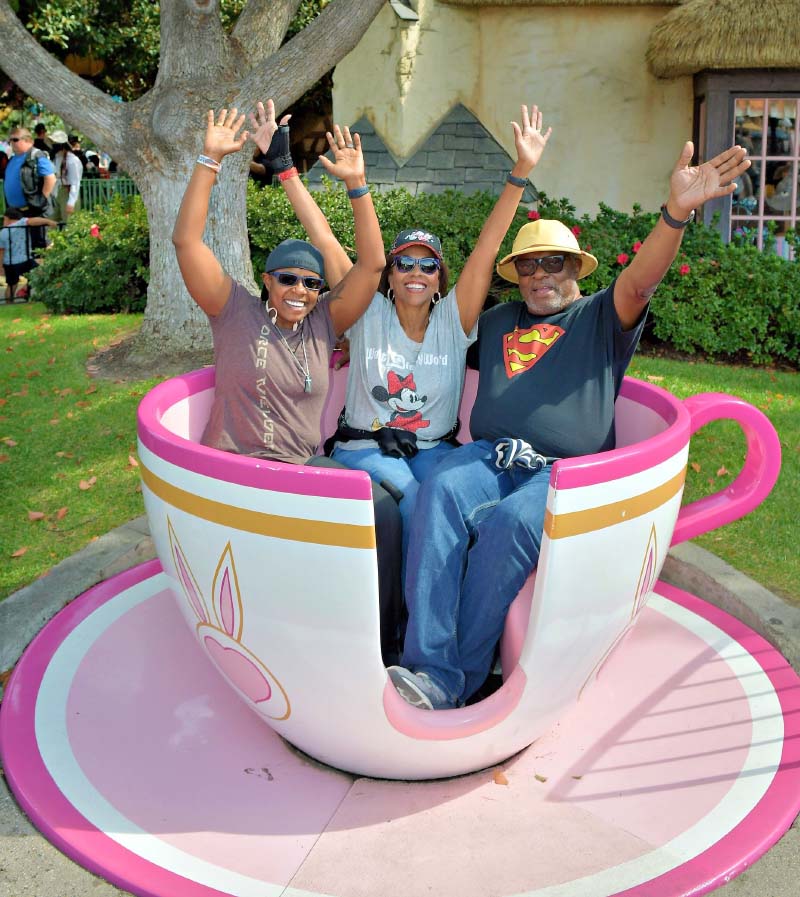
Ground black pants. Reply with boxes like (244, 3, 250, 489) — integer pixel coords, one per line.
(3, 258, 38, 287)
(19, 206, 48, 251)
(305, 456, 403, 664)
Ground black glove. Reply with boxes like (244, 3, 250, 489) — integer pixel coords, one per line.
(376, 427, 418, 459)
(264, 123, 293, 173)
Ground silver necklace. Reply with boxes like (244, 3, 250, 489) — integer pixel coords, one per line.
(270, 318, 312, 393)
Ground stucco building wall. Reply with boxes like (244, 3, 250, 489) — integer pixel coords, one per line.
(332, 1, 693, 216)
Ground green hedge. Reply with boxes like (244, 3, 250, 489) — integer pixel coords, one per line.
(533, 195, 800, 366)
(30, 181, 800, 366)
(30, 195, 150, 314)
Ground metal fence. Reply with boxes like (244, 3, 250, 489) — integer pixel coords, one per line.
(0, 177, 139, 215)
(79, 177, 139, 210)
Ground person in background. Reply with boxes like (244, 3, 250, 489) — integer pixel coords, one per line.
(1, 206, 57, 301)
(33, 123, 54, 158)
(83, 151, 100, 179)
(68, 134, 88, 172)
(50, 130, 83, 223)
(3, 127, 56, 251)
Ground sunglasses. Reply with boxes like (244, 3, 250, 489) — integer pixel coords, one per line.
(9, 137, 28, 143)
(513, 254, 568, 276)
(271, 271, 325, 291)
(391, 255, 442, 275)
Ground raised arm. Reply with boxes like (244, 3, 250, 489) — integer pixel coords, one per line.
(172, 108, 249, 317)
(614, 141, 751, 330)
(250, 100, 353, 287)
(315, 125, 386, 335)
(454, 104, 552, 335)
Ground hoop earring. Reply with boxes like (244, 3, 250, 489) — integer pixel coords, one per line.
(265, 301, 278, 326)
(386, 288, 395, 305)
(431, 292, 442, 306)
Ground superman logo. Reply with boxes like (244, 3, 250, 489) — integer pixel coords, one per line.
(503, 323, 565, 378)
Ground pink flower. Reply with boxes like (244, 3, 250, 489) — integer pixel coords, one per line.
(571, 225, 581, 236)
(527, 210, 540, 221)
(679, 263, 691, 276)
(616, 252, 629, 265)
(632, 241, 642, 253)
(90, 224, 101, 238)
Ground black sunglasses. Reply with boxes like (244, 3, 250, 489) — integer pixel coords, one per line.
(9, 137, 27, 143)
(391, 255, 441, 276)
(271, 271, 325, 291)
(513, 254, 568, 276)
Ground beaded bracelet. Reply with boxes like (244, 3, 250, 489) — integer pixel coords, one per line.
(196, 154, 221, 174)
(506, 173, 528, 188)
(278, 167, 299, 182)
(347, 184, 370, 199)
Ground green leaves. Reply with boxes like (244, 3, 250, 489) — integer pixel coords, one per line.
(31, 195, 149, 315)
(35, 176, 800, 367)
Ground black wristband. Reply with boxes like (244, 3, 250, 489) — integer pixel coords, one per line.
(660, 204, 695, 228)
(506, 172, 528, 188)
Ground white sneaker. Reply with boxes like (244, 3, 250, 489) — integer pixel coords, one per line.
(388, 666, 452, 710)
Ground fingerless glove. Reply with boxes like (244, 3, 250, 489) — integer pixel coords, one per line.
(264, 124, 294, 173)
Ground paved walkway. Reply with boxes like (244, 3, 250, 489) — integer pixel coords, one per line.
(1, 518, 799, 897)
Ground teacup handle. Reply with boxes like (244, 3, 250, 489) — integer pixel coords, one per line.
(671, 392, 782, 545)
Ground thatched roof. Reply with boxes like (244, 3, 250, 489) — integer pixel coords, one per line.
(440, 1, 678, 5)
(647, 0, 800, 78)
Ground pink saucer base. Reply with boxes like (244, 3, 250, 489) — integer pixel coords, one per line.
(2, 560, 799, 897)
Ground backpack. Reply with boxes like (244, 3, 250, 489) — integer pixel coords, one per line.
(19, 147, 54, 215)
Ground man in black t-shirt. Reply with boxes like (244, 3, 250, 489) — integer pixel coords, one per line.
(387, 139, 753, 711)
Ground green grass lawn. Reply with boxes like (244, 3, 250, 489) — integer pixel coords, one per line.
(1, 304, 797, 605)
(1, 304, 162, 600)
(627, 348, 798, 605)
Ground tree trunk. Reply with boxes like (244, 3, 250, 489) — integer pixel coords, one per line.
(0, 0, 387, 355)
(136, 160, 256, 352)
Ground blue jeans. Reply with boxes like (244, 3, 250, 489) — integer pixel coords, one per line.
(331, 441, 454, 566)
(402, 440, 552, 706)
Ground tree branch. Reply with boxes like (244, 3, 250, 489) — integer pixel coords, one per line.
(158, 0, 230, 84)
(232, 0, 301, 61)
(233, 0, 386, 113)
(0, 0, 123, 140)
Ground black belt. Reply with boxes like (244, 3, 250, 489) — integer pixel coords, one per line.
(323, 409, 461, 459)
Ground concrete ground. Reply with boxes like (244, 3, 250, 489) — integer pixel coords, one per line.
(1, 518, 799, 897)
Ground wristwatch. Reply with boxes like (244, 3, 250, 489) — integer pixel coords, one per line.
(661, 204, 695, 228)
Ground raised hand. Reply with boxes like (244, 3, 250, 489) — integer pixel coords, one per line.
(248, 99, 291, 155)
(668, 141, 751, 217)
(511, 104, 552, 174)
(203, 108, 248, 160)
(318, 125, 365, 186)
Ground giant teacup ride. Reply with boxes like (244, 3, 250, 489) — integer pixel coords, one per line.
(136, 365, 782, 781)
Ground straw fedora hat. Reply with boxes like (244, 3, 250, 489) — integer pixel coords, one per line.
(496, 219, 598, 284)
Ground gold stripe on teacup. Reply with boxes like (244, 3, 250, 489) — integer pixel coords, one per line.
(544, 468, 686, 540)
(140, 464, 375, 549)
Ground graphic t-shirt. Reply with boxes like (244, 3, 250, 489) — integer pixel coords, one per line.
(0, 218, 32, 265)
(338, 287, 477, 450)
(469, 282, 645, 458)
(202, 281, 337, 463)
